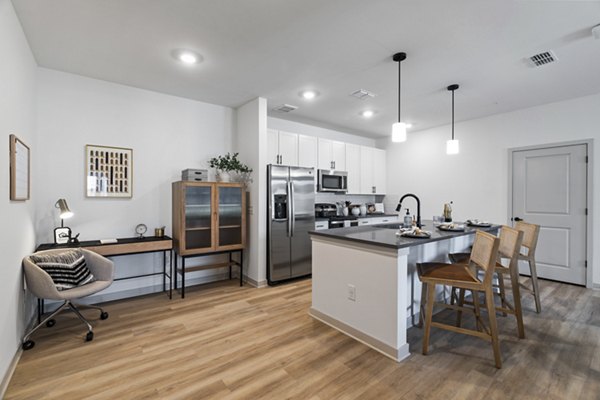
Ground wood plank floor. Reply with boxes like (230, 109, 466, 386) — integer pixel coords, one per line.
(5, 278, 600, 399)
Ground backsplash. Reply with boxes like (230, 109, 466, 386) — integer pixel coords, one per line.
(315, 192, 388, 208)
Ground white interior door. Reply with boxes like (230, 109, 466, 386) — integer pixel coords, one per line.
(511, 144, 588, 285)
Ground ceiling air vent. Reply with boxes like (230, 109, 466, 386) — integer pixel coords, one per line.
(350, 89, 376, 100)
(527, 51, 558, 67)
(272, 104, 298, 113)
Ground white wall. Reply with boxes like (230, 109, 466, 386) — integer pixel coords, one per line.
(234, 98, 267, 285)
(0, 0, 38, 387)
(268, 117, 377, 147)
(383, 93, 600, 286)
(34, 68, 235, 298)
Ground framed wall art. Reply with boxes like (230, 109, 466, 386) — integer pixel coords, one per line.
(86, 144, 133, 198)
(9, 134, 30, 201)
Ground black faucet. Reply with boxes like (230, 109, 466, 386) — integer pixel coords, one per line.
(396, 193, 421, 228)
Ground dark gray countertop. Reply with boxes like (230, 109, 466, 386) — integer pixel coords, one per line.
(309, 220, 499, 249)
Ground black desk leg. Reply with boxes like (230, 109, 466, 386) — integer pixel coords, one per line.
(182, 257, 186, 299)
(163, 250, 166, 292)
(229, 252, 232, 280)
(169, 250, 173, 299)
(37, 298, 43, 323)
(240, 250, 244, 287)
(174, 254, 178, 290)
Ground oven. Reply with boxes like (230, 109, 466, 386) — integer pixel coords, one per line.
(317, 169, 348, 193)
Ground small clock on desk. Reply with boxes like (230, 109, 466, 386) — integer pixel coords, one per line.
(135, 223, 147, 239)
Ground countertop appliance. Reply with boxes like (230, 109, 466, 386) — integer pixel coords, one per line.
(314, 203, 337, 218)
(317, 169, 348, 193)
(267, 165, 315, 284)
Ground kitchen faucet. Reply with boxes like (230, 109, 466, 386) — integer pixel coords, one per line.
(396, 193, 421, 228)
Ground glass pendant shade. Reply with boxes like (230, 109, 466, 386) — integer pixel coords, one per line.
(392, 122, 407, 142)
(446, 139, 459, 155)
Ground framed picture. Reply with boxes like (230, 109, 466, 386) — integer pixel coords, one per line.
(54, 227, 71, 244)
(85, 144, 133, 198)
(9, 134, 30, 201)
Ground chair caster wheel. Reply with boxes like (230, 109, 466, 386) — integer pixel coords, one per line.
(100, 311, 109, 320)
(86, 331, 94, 342)
(46, 319, 56, 328)
(22, 340, 35, 350)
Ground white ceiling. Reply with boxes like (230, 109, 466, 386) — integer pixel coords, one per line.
(11, 0, 600, 138)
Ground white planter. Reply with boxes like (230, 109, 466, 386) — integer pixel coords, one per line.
(217, 170, 230, 182)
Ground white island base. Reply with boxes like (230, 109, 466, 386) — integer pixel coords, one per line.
(309, 230, 476, 362)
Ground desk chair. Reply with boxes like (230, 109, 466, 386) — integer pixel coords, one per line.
(22, 248, 114, 350)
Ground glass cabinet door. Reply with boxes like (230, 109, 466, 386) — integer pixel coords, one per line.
(184, 185, 213, 250)
(217, 186, 243, 247)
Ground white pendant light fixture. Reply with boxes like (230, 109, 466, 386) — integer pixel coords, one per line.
(446, 84, 460, 155)
(392, 52, 408, 142)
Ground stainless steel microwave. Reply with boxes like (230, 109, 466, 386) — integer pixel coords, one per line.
(317, 169, 348, 193)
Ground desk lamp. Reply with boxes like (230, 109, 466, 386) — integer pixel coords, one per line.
(54, 199, 74, 244)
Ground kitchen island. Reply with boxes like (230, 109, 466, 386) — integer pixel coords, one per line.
(308, 221, 498, 362)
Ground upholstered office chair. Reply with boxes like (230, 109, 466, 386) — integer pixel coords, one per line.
(22, 248, 114, 350)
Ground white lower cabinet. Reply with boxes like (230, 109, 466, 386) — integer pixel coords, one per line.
(359, 215, 399, 226)
(315, 220, 329, 230)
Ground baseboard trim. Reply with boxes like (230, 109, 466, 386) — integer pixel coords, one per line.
(593, 283, 600, 291)
(1, 348, 22, 398)
(243, 275, 268, 288)
(309, 308, 410, 363)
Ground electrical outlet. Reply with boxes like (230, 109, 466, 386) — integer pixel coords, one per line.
(347, 284, 356, 301)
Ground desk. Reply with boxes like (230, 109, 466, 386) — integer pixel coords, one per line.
(35, 236, 173, 321)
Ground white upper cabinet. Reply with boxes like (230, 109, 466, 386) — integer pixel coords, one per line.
(360, 146, 374, 194)
(278, 131, 298, 166)
(318, 138, 345, 170)
(297, 134, 318, 168)
(268, 129, 298, 166)
(267, 129, 280, 165)
(360, 146, 387, 194)
(345, 143, 361, 194)
(373, 148, 387, 195)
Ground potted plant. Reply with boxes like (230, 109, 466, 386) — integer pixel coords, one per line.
(208, 153, 253, 185)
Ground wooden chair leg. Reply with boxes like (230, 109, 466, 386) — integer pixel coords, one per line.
(509, 262, 525, 339)
(472, 290, 482, 331)
(422, 282, 436, 355)
(497, 271, 508, 317)
(529, 259, 542, 313)
(419, 282, 427, 328)
(455, 288, 466, 327)
(485, 287, 502, 368)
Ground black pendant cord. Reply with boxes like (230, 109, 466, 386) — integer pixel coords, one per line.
(451, 89, 455, 140)
(398, 59, 401, 123)
(447, 84, 459, 141)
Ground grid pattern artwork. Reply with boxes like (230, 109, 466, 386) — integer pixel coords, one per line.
(86, 145, 133, 198)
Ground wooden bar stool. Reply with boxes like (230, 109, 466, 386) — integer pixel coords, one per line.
(417, 230, 502, 368)
(449, 226, 526, 338)
(515, 221, 542, 313)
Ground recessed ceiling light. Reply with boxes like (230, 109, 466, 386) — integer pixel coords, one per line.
(171, 49, 203, 65)
(360, 110, 375, 118)
(299, 90, 319, 100)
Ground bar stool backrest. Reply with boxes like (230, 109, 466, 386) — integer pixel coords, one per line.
(469, 230, 500, 286)
(515, 221, 540, 258)
(498, 226, 525, 262)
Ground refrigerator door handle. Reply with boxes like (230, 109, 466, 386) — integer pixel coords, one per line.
(287, 180, 293, 237)
(290, 180, 295, 236)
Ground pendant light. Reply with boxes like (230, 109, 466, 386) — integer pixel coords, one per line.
(446, 84, 460, 155)
(392, 52, 408, 142)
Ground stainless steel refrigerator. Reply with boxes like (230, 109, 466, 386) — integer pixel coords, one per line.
(267, 165, 315, 284)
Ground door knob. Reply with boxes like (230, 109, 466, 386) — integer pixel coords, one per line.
(513, 217, 523, 222)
